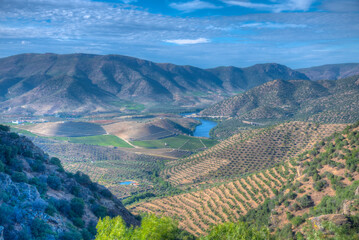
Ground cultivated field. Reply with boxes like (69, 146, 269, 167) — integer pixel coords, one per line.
(163, 122, 346, 186)
(131, 162, 296, 236)
(25, 121, 106, 137)
(132, 135, 218, 151)
(28, 136, 170, 198)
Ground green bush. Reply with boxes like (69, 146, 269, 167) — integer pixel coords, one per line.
(59, 230, 82, 240)
(0, 125, 10, 132)
(91, 204, 107, 219)
(291, 216, 305, 227)
(96, 214, 195, 240)
(75, 171, 92, 186)
(313, 180, 328, 192)
(0, 160, 4, 172)
(201, 222, 270, 240)
(11, 171, 28, 183)
(29, 177, 48, 194)
(297, 195, 314, 209)
(72, 217, 85, 228)
(71, 197, 85, 217)
(30, 218, 52, 238)
(30, 159, 45, 172)
(47, 175, 62, 190)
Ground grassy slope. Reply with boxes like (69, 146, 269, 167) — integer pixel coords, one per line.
(66, 135, 134, 148)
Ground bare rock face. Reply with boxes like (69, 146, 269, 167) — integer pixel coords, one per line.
(310, 214, 349, 231)
(355, 186, 359, 195)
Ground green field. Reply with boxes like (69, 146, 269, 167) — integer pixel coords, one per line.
(11, 128, 38, 137)
(64, 135, 134, 148)
(131, 135, 218, 151)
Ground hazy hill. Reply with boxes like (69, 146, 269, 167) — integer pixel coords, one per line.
(207, 63, 309, 91)
(201, 75, 359, 123)
(0, 125, 137, 239)
(0, 53, 308, 115)
(297, 63, 359, 80)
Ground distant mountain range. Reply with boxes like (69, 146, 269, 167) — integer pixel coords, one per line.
(0, 53, 358, 116)
(201, 75, 359, 123)
(0, 53, 308, 115)
(297, 63, 359, 81)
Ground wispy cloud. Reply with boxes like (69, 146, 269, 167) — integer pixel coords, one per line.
(169, 0, 222, 12)
(223, 0, 315, 13)
(240, 22, 307, 29)
(0, 0, 358, 68)
(164, 38, 210, 45)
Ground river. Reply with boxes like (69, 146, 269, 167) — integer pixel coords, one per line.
(181, 113, 218, 138)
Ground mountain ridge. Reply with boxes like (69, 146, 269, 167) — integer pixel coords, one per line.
(0, 53, 309, 115)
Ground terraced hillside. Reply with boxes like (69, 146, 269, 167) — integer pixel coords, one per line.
(130, 162, 297, 236)
(163, 122, 346, 186)
(130, 122, 359, 238)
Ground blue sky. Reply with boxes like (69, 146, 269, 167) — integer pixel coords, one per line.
(0, 0, 359, 68)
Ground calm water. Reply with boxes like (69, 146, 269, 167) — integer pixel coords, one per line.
(180, 113, 218, 138)
(193, 118, 217, 138)
(119, 181, 135, 185)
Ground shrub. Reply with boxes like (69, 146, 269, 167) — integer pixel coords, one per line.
(82, 229, 93, 240)
(53, 199, 71, 217)
(70, 185, 81, 197)
(30, 218, 52, 238)
(313, 180, 328, 191)
(75, 171, 92, 186)
(0, 160, 4, 172)
(59, 230, 82, 240)
(11, 171, 28, 183)
(0, 125, 10, 132)
(45, 204, 57, 216)
(297, 195, 314, 209)
(30, 159, 45, 172)
(72, 217, 85, 228)
(29, 177, 48, 194)
(291, 216, 305, 227)
(100, 188, 113, 199)
(9, 132, 20, 139)
(91, 204, 107, 218)
(202, 221, 269, 240)
(47, 175, 62, 190)
(96, 214, 196, 240)
(71, 197, 85, 217)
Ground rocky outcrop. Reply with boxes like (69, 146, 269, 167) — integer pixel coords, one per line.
(310, 214, 349, 231)
(0, 127, 138, 239)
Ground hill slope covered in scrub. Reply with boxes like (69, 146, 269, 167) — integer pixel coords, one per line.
(163, 122, 345, 186)
(0, 53, 308, 115)
(0, 125, 137, 240)
(129, 122, 359, 239)
(201, 75, 359, 123)
(297, 63, 359, 81)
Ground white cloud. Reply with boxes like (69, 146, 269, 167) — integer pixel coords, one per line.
(164, 38, 210, 45)
(170, 0, 221, 12)
(240, 22, 306, 29)
(223, 0, 315, 12)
